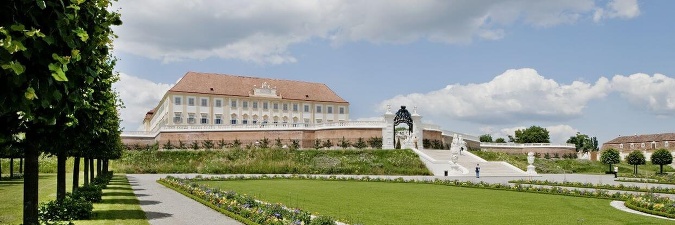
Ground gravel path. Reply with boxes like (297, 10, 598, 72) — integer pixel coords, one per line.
(126, 174, 242, 225)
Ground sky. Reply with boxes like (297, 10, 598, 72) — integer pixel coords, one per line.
(110, 0, 675, 144)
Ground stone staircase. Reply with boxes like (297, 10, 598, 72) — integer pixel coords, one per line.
(418, 149, 530, 177)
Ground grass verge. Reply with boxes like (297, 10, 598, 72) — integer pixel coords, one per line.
(74, 174, 148, 225)
(112, 148, 430, 175)
(196, 179, 672, 225)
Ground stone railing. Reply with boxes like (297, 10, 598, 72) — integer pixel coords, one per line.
(442, 130, 479, 142)
(480, 142, 576, 148)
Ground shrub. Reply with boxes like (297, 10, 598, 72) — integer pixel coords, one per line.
(202, 139, 215, 150)
(275, 138, 283, 148)
(553, 153, 560, 158)
(314, 139, 322, 150)
(423, 139, 431, 149)
(395, 138, 401, 149)
(259, 137, 270, 149)
(339, 137, 351, 149)
(163, 140, 175, 150)
(544, 153, 550, 159)
(38, 194, 93, 223)
(310, 215, 337, 225)
(178, 140, 187, 149)
(191, 141, 200, 150)
(322, 139, 333, 149)
(217, 139, 227, 149)
(73, 184, 103, 203)
(290, 139, 300, 150)
(353, 137, 367, 149)
(367, 137, 382, 149)
(233, 139, 242, 148)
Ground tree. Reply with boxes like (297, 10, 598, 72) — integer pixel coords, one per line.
(495, 138, 506, 143)
(508, 126, 550, 143)
(566, 132, 599, 153)
(1, 1, 120, 224)
(353, 137, 367, 149)
(651, 148, 673, 174)
(600, 148, 621, 173)
(626, 150, 646, 175)
(479, 134, 493, 143)
(339, 137, 351, 149)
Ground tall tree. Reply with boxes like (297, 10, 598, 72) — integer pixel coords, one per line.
(508, 126, 550, 143)
(626, 150, 646, 175)
(650, 148, 673, 174)
(479, 134, 493, 143)
(566, 132, 599, 153)
(0, 1, 120, 224)
(600, 148, 621, 173)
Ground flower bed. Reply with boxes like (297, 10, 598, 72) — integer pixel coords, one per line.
(509, 179, 675, 194)
(625, 193, 675, 219)
(158, 176, 337, 225)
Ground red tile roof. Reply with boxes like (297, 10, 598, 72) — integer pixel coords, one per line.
(604, 133, 675, 144)
(168, 72, 348, 103)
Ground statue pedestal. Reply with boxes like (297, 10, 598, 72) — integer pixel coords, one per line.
(526, 165, 537, 175)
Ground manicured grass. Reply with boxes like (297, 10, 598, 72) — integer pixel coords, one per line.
(112, 148, 431, 175)
(75, 175, 148, 225)
(471, 150, 675, 175)
(197, 179, 672, 224)
(0, 173, 147, 225)
(0, 173, 83, 224)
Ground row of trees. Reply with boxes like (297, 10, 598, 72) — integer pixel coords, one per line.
(600, 148, 673, 174)
(1, 1, 123, 224)
(481, 127, 601, 153)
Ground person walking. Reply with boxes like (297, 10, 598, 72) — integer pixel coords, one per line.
(475, 164, 480, 178)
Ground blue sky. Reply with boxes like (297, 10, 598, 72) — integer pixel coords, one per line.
(111, 0, 675, 144)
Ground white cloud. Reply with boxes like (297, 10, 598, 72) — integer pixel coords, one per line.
(379, 68, 611, 124)
(610, 73, 675, 116)
(113, 73, 173, 130)
(112, 0, 638, 64)
(593, 0, 640, 22)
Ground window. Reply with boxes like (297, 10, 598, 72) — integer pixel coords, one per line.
(339, 107, 345, 114)
(283, 104, 288, 111)
(630, 143, 635, 149)
(231, 99, 237, 108)
(200, 98, 208, 107)
(200, 113, 208, 124)
(652, 142, 656, 149)
(304, 105, 310, 112)
(188, 113, 196, 124)
(263, 102, 269, 110)
(619, 144, 624, 149)
(242, 101, 248, 108)
(273, 103, 279, 110)
(188, 98, 195, 106)
(174, 97, 182, 105)
(327, 106, 333, 114)
(243, 119, 248, 124)
(641, 143, 645, 148)
(215, 99, 222, 107)
(252, 101, 258, 109)
(304, 118, 310, 124)
(316, 105, 322, 113)
(215, 114, 222, 124)
(173, 112, 182, 123)
(293, 104, 298, 112)
(666, 141, 670, 148)
(231, 114, 238, 125)
(316, 119, 322, 123)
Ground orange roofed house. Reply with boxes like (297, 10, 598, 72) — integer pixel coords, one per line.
(601, 133, 675, 161)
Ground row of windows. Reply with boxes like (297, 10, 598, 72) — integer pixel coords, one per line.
(619, 141, 670, 149)
(174, 96, 346, 114)
(172, 112, 336, 125)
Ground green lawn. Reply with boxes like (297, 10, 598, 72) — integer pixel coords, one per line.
(0, 173, 147, 225)
(75, 175, 148, 225)
(197, 179, 672, 225)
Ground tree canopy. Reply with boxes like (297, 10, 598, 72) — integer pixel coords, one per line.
(626, 150, 646, 175)
(508, 126, 550, 143)
(600, 148, 620, 173)
(479, 134, 493, 142)
(566, 132, 599, 153)
(650, 148, 673, 174)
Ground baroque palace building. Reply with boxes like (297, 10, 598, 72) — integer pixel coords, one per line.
(143, 72, 350, 132)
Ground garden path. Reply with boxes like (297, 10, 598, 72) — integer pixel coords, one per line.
(127, 174, 242, 225)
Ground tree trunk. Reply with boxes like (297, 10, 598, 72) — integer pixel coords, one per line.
(102, 159, 108, 174)
(660, 164, 664, 174)
(23, 145, 39, 225)
(19, 158, 23, 174)
(56, 154, 66, 201)
(83, 157, 89, 186)
(0, 159, 2, 179)
(10, 158, 14, 178)
(73, 157, 80, 192)
(89, 158, 94, 182)
(97, 158, 102, 176)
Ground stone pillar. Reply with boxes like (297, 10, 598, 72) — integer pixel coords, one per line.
(382, 106, 395, 149)
(411, 108, 423, 150)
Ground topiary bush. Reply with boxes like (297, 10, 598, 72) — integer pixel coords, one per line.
(73, 184, 103, 203)
(38, 194, 93, 224)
